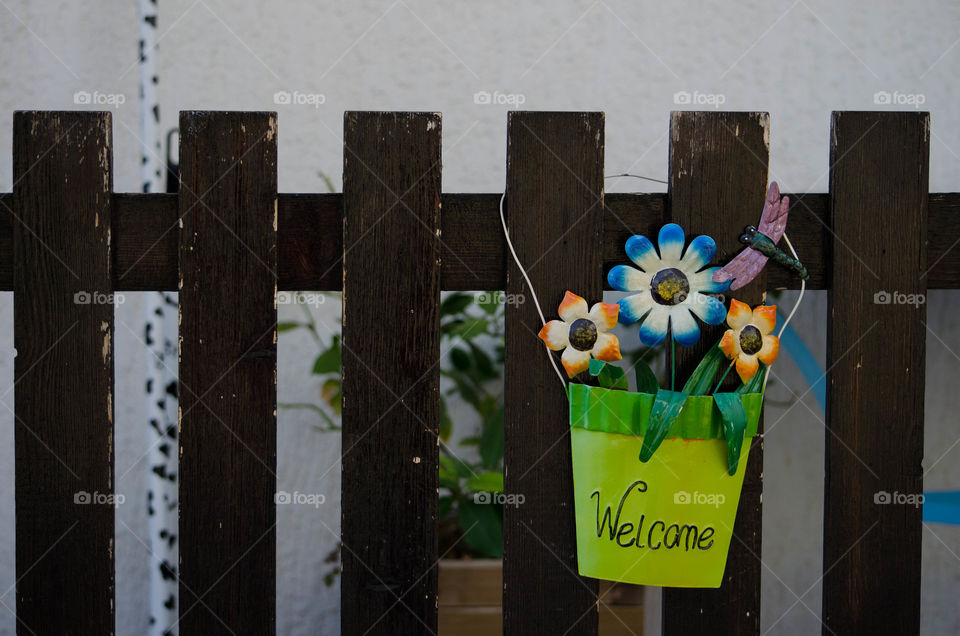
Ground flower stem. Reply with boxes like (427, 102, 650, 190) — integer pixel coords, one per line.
(712, 362, 734, 395)
(670, 337, 676, 391)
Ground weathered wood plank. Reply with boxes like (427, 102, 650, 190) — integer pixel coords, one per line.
(340, 111, 441, 635)
(113, 192, 178, 290)
(503, 111, 604, 635)
(439, 193, 507, 290)
(177, 111, 278, 634)
(13, 111, 115, 634)
(2, 191, 960, 291)
(823, 111, 928, 635)
(926, 192, 960, 288)
(662, 111, 769, 636)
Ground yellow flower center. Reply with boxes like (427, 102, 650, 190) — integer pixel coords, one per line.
(568, 318, 598, 352)
(650, 268, 690, 306)
(739, 325, 762, 355)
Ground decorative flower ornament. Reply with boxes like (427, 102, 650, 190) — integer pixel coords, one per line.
(608, 223, 729, 347)
(539, 291, 622, 378)
(719, 299, 780, 382)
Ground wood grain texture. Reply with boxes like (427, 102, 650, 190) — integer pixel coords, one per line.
(503, 112, 604, 635)
(926, 192, 960, 287)
(440, 193, 507, 290)
(823, 111, 928, 635)
(603, 192, 669, 280)
(113, 192, 178, 290)
(13, 111, 115, 634)
(662, 111, 769, 636)
(177, 111, 278, 634)
(3, 190, 960, 291)
(340, 111, 441, 635)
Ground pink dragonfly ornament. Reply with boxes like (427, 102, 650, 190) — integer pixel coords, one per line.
(712, 181, 809, 290)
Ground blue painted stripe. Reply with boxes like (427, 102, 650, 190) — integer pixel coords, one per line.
(923, 491, 960, 525)
(777, 310, 826, 412)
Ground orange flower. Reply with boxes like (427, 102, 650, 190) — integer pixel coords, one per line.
(539, 291, 622, 378)
(718, 299, 779, 383)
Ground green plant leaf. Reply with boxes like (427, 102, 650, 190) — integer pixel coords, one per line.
(468, 342, 496, 379)
(277, 402, 338, 430)
(320, 378, 340, 401)
(475, 394, 500, 418)
(439, 454, 455, 473)
(466, 471, 503, 493)
(439, 466, 459, 490)
(329, 390, 342, 415)
(323, 568, 341, 587)
(455, 318, 490, 339)
(477, 292, 501, 314)
(441, 454, 475, 480)
(441, 293, 474, 315)
(312, 336, 341, 375)
(478, 406, 504, 469)
(588, 359, 629, 391)
(440, 318, 465, 336)
(439, 496, 454, 519)
(458, 501, 503, 558)
(446, 371, 480, 407)
(450, 347, 471, 371)
(634, 358, 659, 394)
(736, 363, 767, 394)
(439, 398, 452, 442)
(639, 389, 687, 462)
(683, 342, 724, 396)
(320, 379, 341, 415)
(318, 170, 337, 194)
(277, 321, 304, 333)
(714, 392, 748, 476)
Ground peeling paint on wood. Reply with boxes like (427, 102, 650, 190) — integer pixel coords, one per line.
(177, 111, 278, 634)
(13, 110, 115, 634)
(503, 111, 604, 635)
(341, 111, 441, 636)
(824, 111, 927, 635)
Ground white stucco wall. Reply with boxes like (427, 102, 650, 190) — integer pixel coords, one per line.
(0, 0, 959, 634)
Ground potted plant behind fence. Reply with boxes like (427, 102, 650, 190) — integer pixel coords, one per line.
(283, 290, 645, 634)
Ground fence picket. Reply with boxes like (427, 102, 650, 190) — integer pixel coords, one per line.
(823, 110, 928, 634)
(177, 111, 279, 634)
(340, 111, 442, 635)
(503, 111, 605, 635)
(12, 111, 115, 634)
(662, 111, 769, 636)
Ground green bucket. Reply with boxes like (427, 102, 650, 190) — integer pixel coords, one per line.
(567, 383, 762, 588)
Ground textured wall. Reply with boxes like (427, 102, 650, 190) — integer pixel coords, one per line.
(0, 0, 959, 634)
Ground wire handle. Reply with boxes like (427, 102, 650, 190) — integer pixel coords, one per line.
(498, 193, 568, 389)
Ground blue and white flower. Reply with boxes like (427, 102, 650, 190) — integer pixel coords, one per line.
(607, 223, 729, 347)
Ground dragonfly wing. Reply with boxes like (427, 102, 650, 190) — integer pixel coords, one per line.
(713, 182, 786, 290)
(712, 248, 770, 290)
(758, 181, 789, 243)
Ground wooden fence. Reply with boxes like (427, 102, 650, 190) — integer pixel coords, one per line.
(0, 108, 945, 634)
